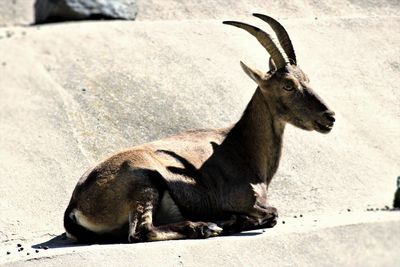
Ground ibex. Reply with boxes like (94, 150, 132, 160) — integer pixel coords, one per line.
(64, 14, 335, 243)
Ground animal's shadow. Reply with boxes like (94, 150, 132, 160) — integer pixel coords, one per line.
(31, 229, 263, 249)
(31, 233, 84, 249)
(31, 233, 129, 249)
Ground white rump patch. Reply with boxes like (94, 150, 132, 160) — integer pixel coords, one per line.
(74, 210, 113, 234)
(65, 231, 77, 240)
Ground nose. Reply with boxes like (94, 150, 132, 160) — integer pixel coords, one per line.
(304, 88, 332, 114)
(324, 110, 335, 123)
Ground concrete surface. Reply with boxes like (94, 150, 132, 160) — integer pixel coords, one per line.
(135, 0, 400, 21)
(1, 212, 399, 267)
(0, 0, 34, 26)
(0, 0, 399, 266)
(3, 0, 400, 26)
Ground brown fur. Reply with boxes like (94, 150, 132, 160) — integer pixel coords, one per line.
(64, 15, 335, 243)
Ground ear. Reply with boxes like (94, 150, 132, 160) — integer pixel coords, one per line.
(240, 61, 264, 85)
(269, 57, 277, 72)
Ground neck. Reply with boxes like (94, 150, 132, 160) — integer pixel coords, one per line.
(226, 88, 285, 184)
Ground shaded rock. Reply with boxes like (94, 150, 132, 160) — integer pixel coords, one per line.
(34, 0, 137, 24)
(393, 177, 400, 209)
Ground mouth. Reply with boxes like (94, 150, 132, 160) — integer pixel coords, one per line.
(314, 121, 334, 134)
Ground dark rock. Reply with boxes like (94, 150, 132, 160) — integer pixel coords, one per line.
(6, 31, 14, 38)
(17, 244, 22, 247)
(394, 176, 400, 209)
(6, 251, 11, 255)
(34, 0, 138, 24)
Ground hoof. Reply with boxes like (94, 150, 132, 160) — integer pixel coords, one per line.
(260, 208, 278, 228)
(199, 223, 223, 238)
(128, 227, 149, 243)
(128, 234, 141, 243)
(262, 216, 278, 228)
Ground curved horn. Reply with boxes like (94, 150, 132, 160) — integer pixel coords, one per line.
(223, 20, 287, 69)
(253, 13, 296, 65)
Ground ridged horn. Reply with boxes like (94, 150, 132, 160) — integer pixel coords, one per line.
(223, 20, 287, 69)
(253, 13, 296, 64)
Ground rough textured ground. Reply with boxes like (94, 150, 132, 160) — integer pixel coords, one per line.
(2, 212, 399, 267)
(0, 0, 399, 266)
(3, 0, 400, 26)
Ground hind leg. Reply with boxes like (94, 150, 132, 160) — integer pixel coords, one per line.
(147, 221, 222, 241)
(128, 199, 222, 242)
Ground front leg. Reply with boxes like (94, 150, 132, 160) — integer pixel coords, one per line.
(251, 202, 278, 228)
(218, 204, 278, 234)
(218, 183, 278, 234)
(248, 182, 279, 229)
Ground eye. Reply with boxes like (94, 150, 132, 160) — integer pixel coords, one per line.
(283, 84, 294, 91)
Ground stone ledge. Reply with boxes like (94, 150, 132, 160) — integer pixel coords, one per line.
(1, 211, 399, 266)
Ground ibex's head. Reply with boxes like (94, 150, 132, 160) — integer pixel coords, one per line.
(224, 14, 335, 133)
